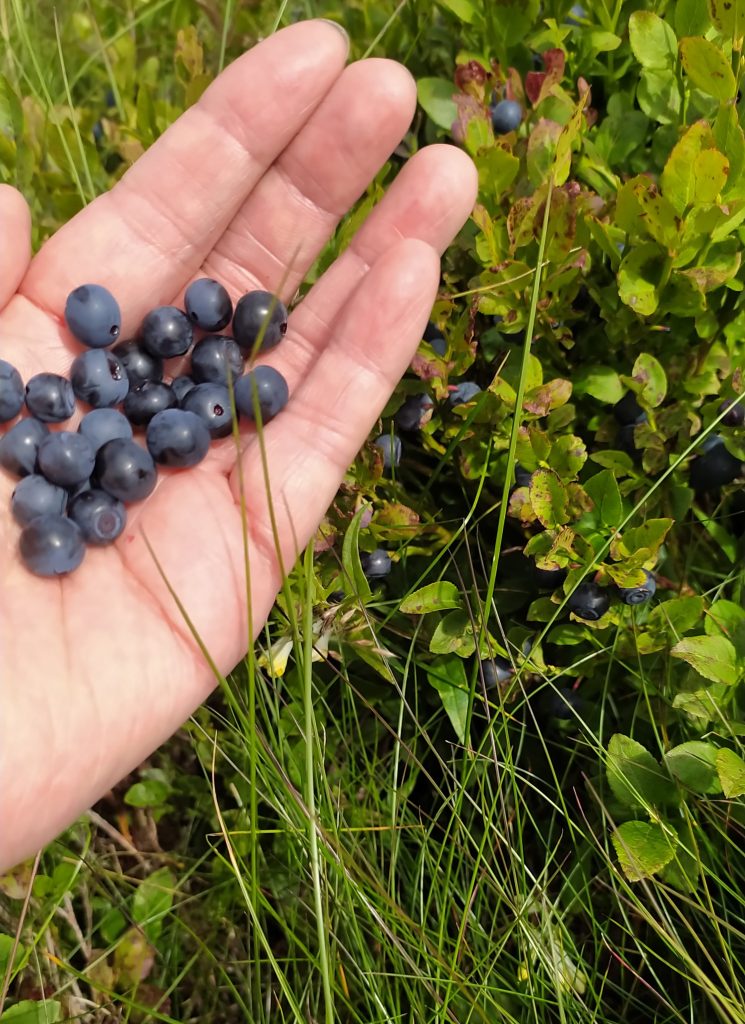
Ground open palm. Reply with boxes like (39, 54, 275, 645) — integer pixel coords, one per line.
(0, 20, 476, 870)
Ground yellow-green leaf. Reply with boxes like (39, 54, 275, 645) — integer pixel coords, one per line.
(670, 634, 739, 684)
(662, 120, 716, 214)
(680, 36, 737, 100)
(612, 821, 677, 881)
(716, 747, 745, 797)
(529, 468, 570, 528)
(400, 581, 462, 614)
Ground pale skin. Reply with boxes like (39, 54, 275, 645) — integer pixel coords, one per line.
(0, 20, 477, 871)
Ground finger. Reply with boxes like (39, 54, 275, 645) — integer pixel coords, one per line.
(231, 237, 441, 571)
(0, 185, 31, 310)
(194, 58, 416, 299)
(19, 20, 350, 334)
(258, 144, 477, 388)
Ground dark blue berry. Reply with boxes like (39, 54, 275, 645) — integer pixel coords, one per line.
(95, 438, 158, 503)
(566, 3, 587, 25)
(0, 359, 24, 421)
(190, 335, 244, 386)
(25, 373, 75, 423)
(78, 409, 133, 452)
(373, 433, 402, 470)
(544, 687, 585, 720)
(146, 408, 210, 468)
(170, 375, 196, 403)
(491, 99, 522, 134)
(613, 392, 647, 426)
(515, 464, 533, 488)
(11, 475, 68, 526)
(37, 432, 96, 487)
(0, 418, 49, 477)
(533, 563, 567, 589)
(360, 549, 392, 579)
(19, 514, 85, 576)
(395, 394, 433, 432)
(480, 656, 514, 688)
(181, 383, 233, 439)
(233, 291, 288, 353)
(423, 321, 446, 357)
(447, 382, 482, 406)
(690, 435, 742, 491)
(185, 278, 233, 332)
(111, 339, 163, 387)
(718, 398, 745, 428)
(64, 284, 121, 348)
(618, 569, 656, 606)
(70, 349, 129, 408)
(567, 581, 610, 621)
(68, 488, 126, 545)
(124, 381, 177, 427)
(234, 366, 289, 422)
(140, 306, 193, 359)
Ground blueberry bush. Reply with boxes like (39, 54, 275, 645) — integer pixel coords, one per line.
(4, 2, 745, 1022)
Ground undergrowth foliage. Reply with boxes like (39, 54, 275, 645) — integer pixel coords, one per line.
(4, 2, 745, 1023)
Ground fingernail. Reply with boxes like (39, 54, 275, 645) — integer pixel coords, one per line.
(318, 18, 350, 51)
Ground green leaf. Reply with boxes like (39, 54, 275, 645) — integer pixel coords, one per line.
(632, 352, 667, 407)
(705, 599, 745, 658)
(648, 596, 705, 636)
(437, 0, 478, 22)
(132, 868, 175, 943)
(0, 1005, 61, 1024)
(572, 365, 624, 404)
(665, 741, 722, 794)
(670, 634, 739, 683)
(427, 656, 470, 745)
(708, 0, 745, 46)
(612, 821, 676, 881)
(713, 105, 745, 196)
(677, 0, 712, 36)
(548, 434, 587, 480)
(618, 242, 665, 315)
(660, 818, 700, 891)
(342, 506, 372, 604)
(680, 36, 737, 100)
(694, 148, 729, 203)
(124, 778, 170, 808)
(417, 78, 457, 130)
(429, 610, 476, 657)
(0, 933, 23, 981)
(529, 468, 569, 528)
(400, 581, 462, 614)
(606, 734, 678, 809)
(583, 470, 623, 528)
(662, 120, 716, 214)
(637, 68, 682, 125)
(716, 748, 745, 797)
(629, 11, 678, 68)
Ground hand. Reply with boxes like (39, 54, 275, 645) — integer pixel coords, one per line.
(0, 19, 477, 870)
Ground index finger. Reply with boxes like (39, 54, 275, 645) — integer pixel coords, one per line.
(19, 20, 350, 337)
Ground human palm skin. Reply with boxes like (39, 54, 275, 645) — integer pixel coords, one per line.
(0, 20, 477, 870)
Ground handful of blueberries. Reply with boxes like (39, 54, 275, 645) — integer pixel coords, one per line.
(0, 280, 291, 577)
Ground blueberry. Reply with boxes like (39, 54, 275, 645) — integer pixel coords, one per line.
(0, 418, 49, 476)
(533, 563, 567, 590)
(491, 99, 522, 134)
(92, 120, 104, 145)
(124, 381, 177, 427)
(37, 432, 96, 487)
(25, 373, 76, 423)
(19, 514, 86, 576)
(423, 321, 446, 357)
(11, 475, 68, 526)
(719, 398, 745, 428)
(190, 335, 244, 386)
(328, 589, 346, 603)
(613, 392, 647, 426)
(618, 569, 656, 606)
(232, 291, 288, 353)
(234, 366, 289, 423)
(146, 408, 211, 468)
(64, 284, 121, 348)
(182, 383, 233, 439)
(480, 656, 514, 688)
(544, 687, 585, 720)
(690, 435, 742, 491)
(567, 581, 610, 621)
(618, 422, 642, 460)
(515, 464, 533, 488)
(566, 3, 586, 24)
(360, 549, 392, 579)
(78, 408, 133, 452)
(185, 278, 233, 332)
(111, 339, 163, 387)
(140, 306, 193, 359)
(170, 375, 197, 403)
(374, 433, 402, 470)
(447, 381, 482, 406)
(0, 359, 24, 421)
(95, 438, 158, 503)
(68, 488, 126, 545)
(395, 394, 433, 432)
(70, 349, 129, 408)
